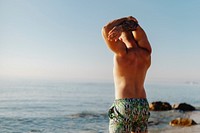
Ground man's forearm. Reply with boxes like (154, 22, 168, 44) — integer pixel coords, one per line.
(103, 17, 128, 33)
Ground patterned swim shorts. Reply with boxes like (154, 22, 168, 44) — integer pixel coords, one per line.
(108, 98, 150, 133)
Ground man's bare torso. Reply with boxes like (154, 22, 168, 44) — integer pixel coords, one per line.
(102, 16, 152, 100)
(113, 47, 151, 99)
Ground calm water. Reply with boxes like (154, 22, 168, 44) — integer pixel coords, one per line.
(0, 80, 200, 133)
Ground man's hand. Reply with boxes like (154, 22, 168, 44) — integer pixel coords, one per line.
(108, 25, 123, 42)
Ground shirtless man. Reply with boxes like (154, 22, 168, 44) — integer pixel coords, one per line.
(102, 16, 152, 133)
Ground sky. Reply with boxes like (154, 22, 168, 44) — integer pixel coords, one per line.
(0, 0, 200, 83)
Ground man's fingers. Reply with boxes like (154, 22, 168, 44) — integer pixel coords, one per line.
(108, 31, 120, 41)
(108, 27, 117, 36)
(108, 26, 121, 41)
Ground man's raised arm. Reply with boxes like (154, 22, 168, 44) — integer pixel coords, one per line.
(102, 17, 128, 56)
(128, 17, 152, 54)
(132, 26, 152, 54)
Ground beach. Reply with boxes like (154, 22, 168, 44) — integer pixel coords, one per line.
(0, 80, 200, 132)
(148, 110, 200, 133)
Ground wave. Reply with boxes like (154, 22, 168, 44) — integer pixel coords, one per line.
(66, 111, 107, 119)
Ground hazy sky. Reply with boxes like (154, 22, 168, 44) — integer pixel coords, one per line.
(1, 0, 200, 83)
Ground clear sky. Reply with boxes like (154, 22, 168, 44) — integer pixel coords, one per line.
(1, 0, 200, 83)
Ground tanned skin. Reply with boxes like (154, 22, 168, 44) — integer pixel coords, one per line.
(102, 16, 152, 101)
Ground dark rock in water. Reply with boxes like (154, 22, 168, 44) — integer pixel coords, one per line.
(149, 101, 172, 111)
(169, 118, 197, 126)
(173, 103, 196, 111)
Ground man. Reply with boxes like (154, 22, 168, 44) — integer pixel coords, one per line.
(102, 16, 152, 133)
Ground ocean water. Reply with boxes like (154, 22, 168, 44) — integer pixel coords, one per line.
(0, 80, 200, 133)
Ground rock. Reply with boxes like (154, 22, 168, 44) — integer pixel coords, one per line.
(149, 101, 172, 111)
(169, 118, 197, 126)
(173, 103, 196, 111)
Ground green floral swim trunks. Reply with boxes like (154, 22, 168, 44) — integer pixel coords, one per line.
(108, 98, 150, 133)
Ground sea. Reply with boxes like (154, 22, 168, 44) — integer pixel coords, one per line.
(0, 80, 200, 133)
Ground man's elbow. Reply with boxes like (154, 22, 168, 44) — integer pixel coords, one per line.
(101, 26, 109, 38)
(144, 40, 152, 54)
(101, 27, 105, 34)
(102, 26, 107, 34)
(148, 47, 152, 55)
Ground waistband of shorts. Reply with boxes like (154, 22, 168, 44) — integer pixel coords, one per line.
(114, 98, 148, 102)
